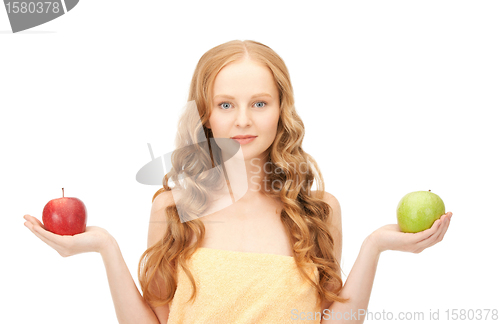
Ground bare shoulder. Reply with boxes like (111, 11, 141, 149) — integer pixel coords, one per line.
(311, 190, 342, 254)
(152, 189, 177, 209)
(146, 190, 175, 323)
(311, 190, 341, 223)
(148, 189, 176, 248)
(311, 190, 343, 311)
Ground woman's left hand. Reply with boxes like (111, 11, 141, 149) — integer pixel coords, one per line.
(369, 212, 453, 254)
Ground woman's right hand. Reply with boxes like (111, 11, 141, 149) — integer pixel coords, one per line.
(369, 212, 452, 254)
(23, 214, 114, 257)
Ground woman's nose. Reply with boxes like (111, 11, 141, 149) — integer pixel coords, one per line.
(235, 108, 251, 127)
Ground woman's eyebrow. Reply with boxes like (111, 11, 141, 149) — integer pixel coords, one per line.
(213, 93, 272, 99)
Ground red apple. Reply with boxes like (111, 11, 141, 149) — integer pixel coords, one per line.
(42, 188, 87, 235)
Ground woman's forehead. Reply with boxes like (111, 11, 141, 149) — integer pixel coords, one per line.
(212, 62, 278, 99)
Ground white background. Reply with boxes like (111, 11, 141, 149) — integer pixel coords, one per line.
(1, 1, 499, 323)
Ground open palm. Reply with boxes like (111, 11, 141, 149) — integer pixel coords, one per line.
(23, 214, 112, 257)
(371, 212, 453, 254)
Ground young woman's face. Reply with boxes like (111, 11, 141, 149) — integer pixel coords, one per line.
(207, 59, 280, 161)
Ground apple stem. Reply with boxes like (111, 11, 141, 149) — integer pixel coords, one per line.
(62, 188, 64, 198)
(429, 189, 431, 192)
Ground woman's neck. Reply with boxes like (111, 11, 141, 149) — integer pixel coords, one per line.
(223, 150, 270, 202)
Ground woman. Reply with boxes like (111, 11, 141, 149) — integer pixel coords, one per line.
(23, 40, 452, 324)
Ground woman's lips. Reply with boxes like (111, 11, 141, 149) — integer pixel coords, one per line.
(231, 136, 257, 145)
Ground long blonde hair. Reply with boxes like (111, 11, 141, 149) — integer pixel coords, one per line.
(138, 39, 348, 309)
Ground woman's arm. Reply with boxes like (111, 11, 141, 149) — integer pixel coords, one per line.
(320, 234, 380, 323)
(101, 190, 177, 324)
(100, 236, 160, 324)
(22, 215, 161, 324)
(321, 212, 452, 324)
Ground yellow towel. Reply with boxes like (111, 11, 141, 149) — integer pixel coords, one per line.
(167, 247, 322, 324)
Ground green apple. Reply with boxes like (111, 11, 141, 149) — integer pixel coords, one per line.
(397, 190, 445, 233)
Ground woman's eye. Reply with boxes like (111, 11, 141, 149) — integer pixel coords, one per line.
(218, 101, 267, 110)
(219, 102, 232, 110)
(255, 101, 267, 108)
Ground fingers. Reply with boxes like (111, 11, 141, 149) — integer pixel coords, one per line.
(24, 219, 66, 253)
(24, 214, 46, 230)
(23, 215, 71, 255)
(434, 213, 452, 243)
(414, 212, 452, 252)
(24, 214, 68, 243)
(413, 217, 443, 244)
